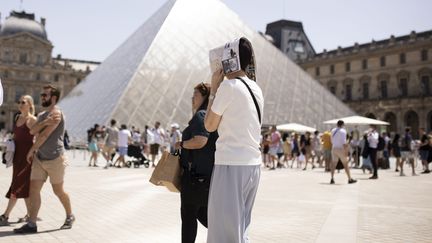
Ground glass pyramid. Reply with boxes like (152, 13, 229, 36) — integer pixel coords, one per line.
(59, 0, 354, 141)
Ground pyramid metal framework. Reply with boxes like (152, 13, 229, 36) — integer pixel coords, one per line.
(59, 0, 354, 140)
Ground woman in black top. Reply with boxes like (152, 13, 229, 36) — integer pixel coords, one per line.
(175, 82, 218, 243)
(392, 134, 402, 173)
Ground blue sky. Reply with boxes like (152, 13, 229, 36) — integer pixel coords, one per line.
(1, 0, 431, 61)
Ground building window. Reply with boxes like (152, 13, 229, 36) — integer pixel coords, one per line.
(330, 86, 336, 95)
(400, 53, 406, 64)
(54, 74, 60, 82)
(19, 53, 27, 64)
(362, 59, 368, 70)
(330, 65, 335, 74)
(36, 73, 41, 81)
(400, 78, 408, 96)
(421, 50, 428, 61)
(345, 62, 351, 72)
(380, 80, 388, 98)
(292, 41, 305, 53)
(345, 84, 352, 101)
(363, 83, 369, 99)
(315, 67, 320, 76)
(4, 70, 9, 78)
(3, 51, 11, 63)
(380, 56, 386, 67)
(422, 76, 430, 95)
(36, 55, 43, 66)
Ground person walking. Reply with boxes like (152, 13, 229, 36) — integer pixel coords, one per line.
(0, 95, 37, 226)
(14, 85, 74, 233)
(204, 38, 263, 243)
(175, 82, 217, 243)
(367, 125, 380, 179)
(330, 120, 357, 184)
(102, 119, 118, 169)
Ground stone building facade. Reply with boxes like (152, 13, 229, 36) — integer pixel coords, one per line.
(0, 11, 99, 131)
(297, 30, 432, 138)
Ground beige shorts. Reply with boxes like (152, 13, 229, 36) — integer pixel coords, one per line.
(31, 155, 68, 184)
(332, 148, 348, 165)
(103, 145, 116, 154)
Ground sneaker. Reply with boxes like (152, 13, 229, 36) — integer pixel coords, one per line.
(395, 169, 399, 172)
(0, 215, 9, 226)
(60, 215, 75, 230)
(348, 179, 357, 184)
(14, 223, 37, 234)
(421, 170, 430, 174)
(330, 179, 335, 184)
(369, 175, 378, 179)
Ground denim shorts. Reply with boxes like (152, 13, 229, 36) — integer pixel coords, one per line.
(419, 150, 429, 161)
(118, 146, 128, 156)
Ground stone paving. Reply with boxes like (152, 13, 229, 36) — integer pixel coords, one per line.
(0, 150, 430, 242)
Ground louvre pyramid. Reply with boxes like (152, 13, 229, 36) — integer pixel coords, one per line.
(60, 0, 354, 140)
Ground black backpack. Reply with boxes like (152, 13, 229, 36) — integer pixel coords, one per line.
(377, 136, 385, 151)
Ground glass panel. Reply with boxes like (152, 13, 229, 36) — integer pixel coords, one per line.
(59, 0, 354, 140)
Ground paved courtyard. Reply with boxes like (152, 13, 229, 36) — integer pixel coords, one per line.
(0, 150, 431, 242)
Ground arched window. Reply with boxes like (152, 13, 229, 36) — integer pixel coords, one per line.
(377, 73, 390, 99)
(427, 110, 432, 132)
(418, 68, 432, 96)
(365, 113, 376, 119)
(384, 112, 397, 133)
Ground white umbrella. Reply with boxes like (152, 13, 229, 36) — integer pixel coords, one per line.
(323, 115, 390, 125)
(276, 123, 317, 133)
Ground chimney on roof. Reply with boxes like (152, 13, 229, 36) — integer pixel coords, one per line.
(41, 17, 46, 26)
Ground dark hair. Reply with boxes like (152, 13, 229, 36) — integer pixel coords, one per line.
(405, 127, 410, 132)
(393, 133, 400, 144)
(194, 82, 211, 111)
(314, 131, 319, 135)
(337, 120, 344, 127)
(110, 119, 117, 126)
(239, 38, 252, 71)
(121, 124, 127, 130)
(43, 84, 61, 102)
(282, 133, 289, 142)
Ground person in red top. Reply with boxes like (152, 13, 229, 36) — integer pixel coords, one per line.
(0, 95, 37, 226)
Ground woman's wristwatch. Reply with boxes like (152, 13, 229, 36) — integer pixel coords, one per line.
(209, 93, 215, 100)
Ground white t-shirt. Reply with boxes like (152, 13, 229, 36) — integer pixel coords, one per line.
(118, 129, 131, 147)
(367, 131, 379, 148)
(211, 76, 264, 166)
(331, 127, 347, 149)
(152, 127, 165, 145)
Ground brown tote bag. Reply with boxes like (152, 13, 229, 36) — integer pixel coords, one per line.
(149, 151, 182, 192)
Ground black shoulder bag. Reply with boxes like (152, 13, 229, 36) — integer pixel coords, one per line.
(235, 77, 261, 124)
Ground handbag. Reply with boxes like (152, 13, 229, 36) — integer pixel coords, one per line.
(149, 150, 182, 192)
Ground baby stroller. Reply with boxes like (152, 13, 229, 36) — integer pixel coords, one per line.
(127, 144, 150, 168)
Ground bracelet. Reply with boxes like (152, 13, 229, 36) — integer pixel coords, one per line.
(209, 94, 215, 100)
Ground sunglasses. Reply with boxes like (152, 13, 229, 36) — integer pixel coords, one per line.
(17, 101, 26, 105)
(40, 93, 48, 97)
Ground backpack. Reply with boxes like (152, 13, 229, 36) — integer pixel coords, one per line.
(377, 136, 385, 151)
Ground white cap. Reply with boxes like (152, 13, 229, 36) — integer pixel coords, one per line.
(171, 123, 179, 129)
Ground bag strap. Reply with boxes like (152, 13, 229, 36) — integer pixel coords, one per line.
(235, 77, 261, 124)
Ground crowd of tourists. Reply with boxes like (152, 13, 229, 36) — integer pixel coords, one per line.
(260, 123, 432, 179)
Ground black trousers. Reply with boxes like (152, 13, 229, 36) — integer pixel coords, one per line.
(369, 148, 378, 176)
(181, 202, 207, 243)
